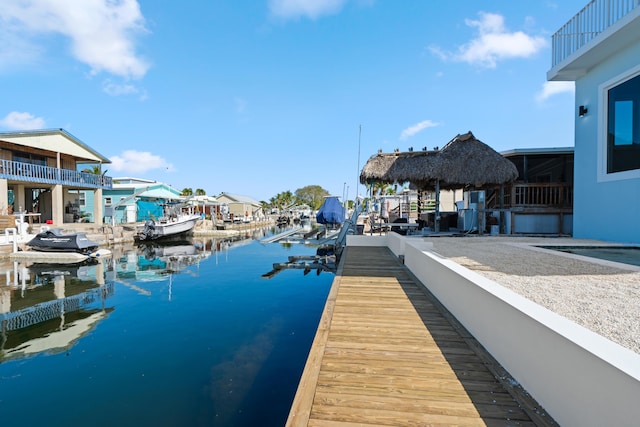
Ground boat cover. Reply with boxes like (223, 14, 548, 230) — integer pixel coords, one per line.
(27, 229, 100, 254)
(316, 197, 345, 225)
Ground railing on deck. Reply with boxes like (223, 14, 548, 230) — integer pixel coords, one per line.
(504, 183, 573, 209)
(551, 0, 640, 67)
(0, 159, 113, 189)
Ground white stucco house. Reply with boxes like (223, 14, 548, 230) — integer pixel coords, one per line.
(548, 0, 640, 243)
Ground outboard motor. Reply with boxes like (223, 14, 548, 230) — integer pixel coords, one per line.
(139, 220, 156, 240)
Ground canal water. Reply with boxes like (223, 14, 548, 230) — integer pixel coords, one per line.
(0, 230, 333, 426)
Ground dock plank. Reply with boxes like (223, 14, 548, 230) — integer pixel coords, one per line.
(286, 246, 556, 427)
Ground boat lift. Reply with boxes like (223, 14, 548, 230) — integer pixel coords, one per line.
(259, 226, 304, 244)
(261, 254, 337, 279)
(261, 204, 363, 278)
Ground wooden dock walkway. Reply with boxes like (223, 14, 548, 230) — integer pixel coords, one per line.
(287, 246, 556, 426)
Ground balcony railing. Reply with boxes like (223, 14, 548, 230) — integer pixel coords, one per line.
(551, 0, 640, 67)
(503, 183, 573, 209)
(0, 159, 113, 189)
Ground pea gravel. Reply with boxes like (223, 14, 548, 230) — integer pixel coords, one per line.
(423, 236, 640, 355)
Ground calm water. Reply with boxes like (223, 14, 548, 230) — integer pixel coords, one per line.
(0, 231, 333, 426)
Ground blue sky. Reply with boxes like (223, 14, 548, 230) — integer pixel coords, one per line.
(0, 0, 585, 202)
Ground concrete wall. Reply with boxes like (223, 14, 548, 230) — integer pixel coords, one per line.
(511, 213, 573, 234)
(346, 233, 640, 427)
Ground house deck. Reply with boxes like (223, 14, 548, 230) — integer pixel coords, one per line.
(286, 246, 555, 426)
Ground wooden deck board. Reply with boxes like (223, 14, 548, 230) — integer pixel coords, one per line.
(286, 246, 556, 427)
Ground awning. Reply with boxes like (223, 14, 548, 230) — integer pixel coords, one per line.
(138, 188, 183, 200)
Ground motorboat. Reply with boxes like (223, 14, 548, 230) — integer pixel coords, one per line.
(135, 211, 201, 241)
(26, 228, 100, 254)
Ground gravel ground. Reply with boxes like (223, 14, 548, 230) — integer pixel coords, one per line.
(422, 235, 640, 355)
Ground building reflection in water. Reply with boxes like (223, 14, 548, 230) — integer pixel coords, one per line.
(0, 259, 114, 361)
(0, 234, 256, 362)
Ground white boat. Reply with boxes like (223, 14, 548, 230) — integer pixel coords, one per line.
(135, 206, 201, 241)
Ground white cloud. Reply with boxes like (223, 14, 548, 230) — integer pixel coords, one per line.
(536, 81, 574, 102)
(0, 27, 42, 71)
(0, 111, 46, 130)
(0, 0, 149, 79)
(430, 12, 547, 68)
(400, 119, 439, 140)
(269, 0, 348, 20)
(102, 79, 148, 100)
(103, 80, 138, 96)
(109, 150, 174, 174)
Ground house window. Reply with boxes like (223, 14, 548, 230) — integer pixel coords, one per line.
(105, 197, 112, 206)
(12, 151, 46, 166)
(607, 73, 640, 173)
(79, 192, 86, 207)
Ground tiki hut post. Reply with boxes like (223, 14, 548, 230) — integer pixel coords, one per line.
(499, 184, 505, 234)
(477, 191, 485, 235)
(434, 179, 440, 233)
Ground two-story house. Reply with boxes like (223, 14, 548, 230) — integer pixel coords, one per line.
(548, 0, 640, 243)
(0, 129, 112, 227)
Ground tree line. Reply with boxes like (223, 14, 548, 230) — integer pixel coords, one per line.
(177, 185, 330, 211)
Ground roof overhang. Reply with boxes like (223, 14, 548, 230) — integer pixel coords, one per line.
(112, 182, 182, 200)
(501, 147, 574, 157)
(138, 188, 183, 199)
(548, 7, 640, 81)
(0, 128, 111, 163)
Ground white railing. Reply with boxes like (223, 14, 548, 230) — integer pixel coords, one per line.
(551, 0, 640, 67)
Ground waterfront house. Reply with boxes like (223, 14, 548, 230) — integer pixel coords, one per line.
(548, 0, 640, 243)
(92, 177, 183, 224)
(0, 129, 112, 227)
(216, 192, 263, 222)
(186, 195, 219, 218)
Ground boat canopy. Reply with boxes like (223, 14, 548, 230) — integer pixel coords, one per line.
(316, 197, 345, 225)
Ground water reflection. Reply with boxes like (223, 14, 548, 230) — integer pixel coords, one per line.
(0, 233, 257, 362)
(0, 259, 113, 361)
(0, 230, 333, 426)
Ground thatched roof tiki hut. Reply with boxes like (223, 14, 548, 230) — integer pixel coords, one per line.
(360, 132, 518, 232)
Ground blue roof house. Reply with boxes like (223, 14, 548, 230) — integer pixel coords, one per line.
(81, 177, 183, 224)
(548, 0, 640, 243)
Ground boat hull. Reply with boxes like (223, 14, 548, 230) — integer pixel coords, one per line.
(135, 215, 200, 241)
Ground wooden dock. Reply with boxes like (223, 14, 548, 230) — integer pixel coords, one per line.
(287, 246, 556, 426)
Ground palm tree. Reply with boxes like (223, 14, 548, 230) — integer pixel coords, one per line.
(181, 188, 193, 196)
(82, 165, 108, 176)
(280, 190, 294, 209)
(195, 188, 206, 196)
